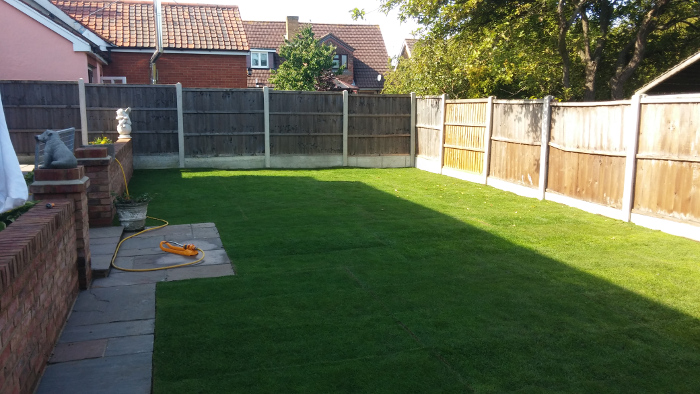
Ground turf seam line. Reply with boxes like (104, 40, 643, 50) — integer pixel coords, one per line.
(343, 266, 474, 392)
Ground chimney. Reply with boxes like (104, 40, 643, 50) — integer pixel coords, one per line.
(285, 16, 299, 40)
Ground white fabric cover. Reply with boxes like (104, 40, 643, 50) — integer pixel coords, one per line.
(0, 92, 28, 213)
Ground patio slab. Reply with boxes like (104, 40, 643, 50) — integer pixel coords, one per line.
(37, 223, 234, 393)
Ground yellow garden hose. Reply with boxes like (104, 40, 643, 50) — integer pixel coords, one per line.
(110, 158, 205, 272)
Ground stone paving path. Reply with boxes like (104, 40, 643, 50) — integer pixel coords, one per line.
(36, 223, 234, 394)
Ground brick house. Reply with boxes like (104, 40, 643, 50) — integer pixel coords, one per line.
(243, 17, 390, 93)
(51, 0, 250, 88)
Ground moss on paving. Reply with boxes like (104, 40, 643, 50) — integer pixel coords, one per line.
(135, 168, 700, 393)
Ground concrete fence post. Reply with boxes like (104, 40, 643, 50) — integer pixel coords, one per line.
(410, 92, 416, 167)
(538, 95, 553, 200)
(621, 94, 643, 222)
(482, 96, 495, 184)
(264, 86, 271, 168)
(438, 93, 448, 174)
(78, 78, 88, 146)
(176, 83, 185, 168)
(343, 90, 349, 166)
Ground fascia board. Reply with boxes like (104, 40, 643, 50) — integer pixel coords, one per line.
(32, 0, 111, 50)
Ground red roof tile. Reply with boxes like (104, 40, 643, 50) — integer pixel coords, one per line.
(243, 21, 389, 90)
(51, 0, 249, 51)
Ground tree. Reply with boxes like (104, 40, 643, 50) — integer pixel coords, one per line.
(376, 0, 700, 100)
(269, 25, 343, 91)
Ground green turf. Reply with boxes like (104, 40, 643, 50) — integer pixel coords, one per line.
(138, 168, 700, 393)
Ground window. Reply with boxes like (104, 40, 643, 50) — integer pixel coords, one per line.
(332, 54, 348, 72)
(251, 51, 269, 68)
(102, 76, 127, 84)
(87, 65, 95, 83)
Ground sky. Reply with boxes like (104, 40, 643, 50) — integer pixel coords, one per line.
(164, 0, 421, 59)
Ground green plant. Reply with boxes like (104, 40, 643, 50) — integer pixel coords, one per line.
(112, 191, 153, 205)
(24, 171, 34, 186)
(89, 135, 113, 145)
(0, 201, 39, 231)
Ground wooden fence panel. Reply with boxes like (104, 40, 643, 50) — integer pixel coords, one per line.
(269, 91, 343, 155)
(416, 97, 442, 159)
(547, 104, 627, 208)
(182, 89, 264, 156)
(85, 84, 178, 154)
(443, 100, 487, 173)
(634, 102, 700, 222)
(348, 95, 411, 155)
(0, 81, 80, 154)
(489, 101, 541, 187)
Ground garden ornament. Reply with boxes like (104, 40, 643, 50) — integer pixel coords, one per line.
(116, 107, 132, 138)
(34, 130, 77, 169)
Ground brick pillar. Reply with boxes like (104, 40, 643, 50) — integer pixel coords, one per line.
(74, 147, 115, 227)
(30, 166, 92, 289)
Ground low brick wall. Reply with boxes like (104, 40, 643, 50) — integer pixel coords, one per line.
(79, 139, 133, 227)
(0, 201, 79, 394)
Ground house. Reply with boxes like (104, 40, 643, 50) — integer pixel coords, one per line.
(51, 0, 250, 88)
(636, 50, 700, 95)
(243, 16, 389, 93)
(399, 38, 417, 60)
(0, 0, 109, 82)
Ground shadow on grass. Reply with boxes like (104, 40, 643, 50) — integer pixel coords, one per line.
(137, 168, 700, 393)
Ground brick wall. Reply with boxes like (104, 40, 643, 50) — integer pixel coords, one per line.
(77, 140, 133, 227)
(104, 52, 248, 88)
(0, 201, 79, 394)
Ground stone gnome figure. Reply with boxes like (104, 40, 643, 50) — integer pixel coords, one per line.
(116, 107, 132, 139)
(34, 130, 77, 169)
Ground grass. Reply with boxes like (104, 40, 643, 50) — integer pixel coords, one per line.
(132, 168, 700, 393)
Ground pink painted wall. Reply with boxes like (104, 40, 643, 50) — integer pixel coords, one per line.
(0, 1, 89, 81)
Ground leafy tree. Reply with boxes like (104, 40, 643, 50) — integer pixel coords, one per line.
(376, 0, 700, 100)
(269, 25, 343, 91)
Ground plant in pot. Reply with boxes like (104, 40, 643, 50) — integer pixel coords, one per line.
(87, 135, 115, 157)
(113, 191, 152, 231)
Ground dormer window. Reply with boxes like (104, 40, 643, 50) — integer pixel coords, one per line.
(251, 51, 269, 68)
(332, 54, 347, 72)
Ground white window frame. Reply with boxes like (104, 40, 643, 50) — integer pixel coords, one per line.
(332, 54, 348, 72)
(102, 76, 127, 84)
(251, 51, 269, 68)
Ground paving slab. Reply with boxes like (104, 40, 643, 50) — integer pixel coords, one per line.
(59, 319, 155, 343)
(89, 226, 124, 239)
(105, 334, 154, 357)
(36, 353, 152, 394)
(131, 248, 229, 270)
(66, 284, 155, 326)
(49, 339, 108, 364)
(92, 270, 167, 288)
(165, 263, 235, 281)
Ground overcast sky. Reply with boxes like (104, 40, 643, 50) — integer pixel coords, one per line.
(164, 0, 421, 59)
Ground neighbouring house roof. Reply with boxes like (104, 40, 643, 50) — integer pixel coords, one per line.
(243, 21, 389, 90)
(636, 50, 700, 95)
(401, 38, 417, 58)
(51, 0, 249, 51)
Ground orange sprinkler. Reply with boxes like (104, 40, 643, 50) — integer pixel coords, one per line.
(159, 240, 200, 257)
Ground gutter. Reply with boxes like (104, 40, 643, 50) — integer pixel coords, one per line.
(150, 0, 164, 84)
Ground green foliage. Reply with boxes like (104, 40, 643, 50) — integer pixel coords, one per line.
(0, 201, 38, 232)
(24, 171, 34, 186)
(269, 26, 343, 91)
(381, 0, 700, 100)
(112, 191, 153, 205)
(349, 7, 365, 21)
(89, 135, 113, 145)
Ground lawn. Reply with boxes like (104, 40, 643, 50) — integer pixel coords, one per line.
(132, 168, 700, 393)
